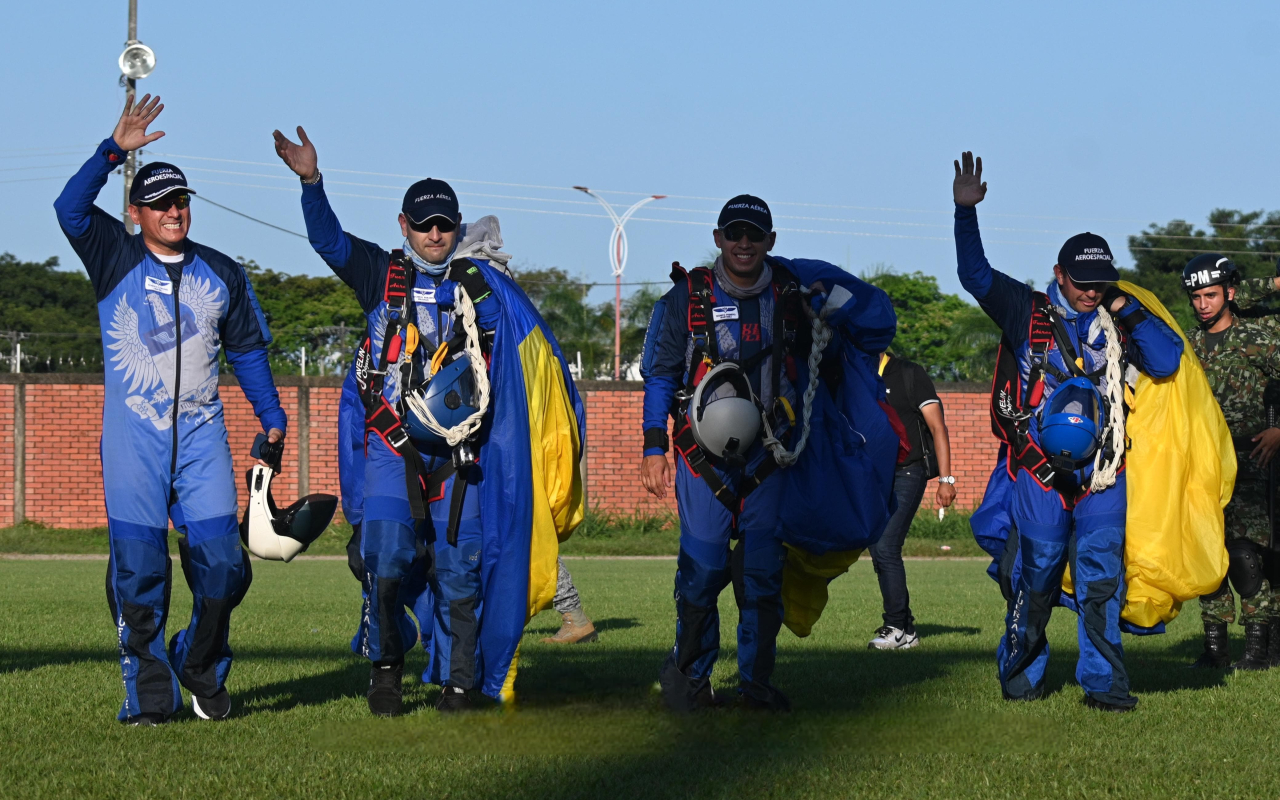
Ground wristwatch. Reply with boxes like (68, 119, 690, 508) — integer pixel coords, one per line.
(938, 476, 956, 485)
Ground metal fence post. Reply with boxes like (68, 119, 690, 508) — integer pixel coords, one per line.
(13, 379, 25, 524)
(296, 383, 310, 497)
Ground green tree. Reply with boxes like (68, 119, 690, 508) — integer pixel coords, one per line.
(0, 253, 101, 372)
(237, 258, 365, 375)
(865, 268, 1000, 381)
(1123, 209, 1280, 331)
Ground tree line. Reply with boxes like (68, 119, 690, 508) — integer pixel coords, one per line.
(2, 207, 1275, 379)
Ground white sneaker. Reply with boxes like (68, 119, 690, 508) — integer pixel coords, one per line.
(868, 625, 920, 650)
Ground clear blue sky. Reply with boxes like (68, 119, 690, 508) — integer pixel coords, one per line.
(4, 1, 1277, 301)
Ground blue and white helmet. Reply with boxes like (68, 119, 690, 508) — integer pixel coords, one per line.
(404, 354, 481, 448)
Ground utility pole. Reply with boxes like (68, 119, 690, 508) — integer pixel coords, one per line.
(122, 1, 138, 233)
(573, 187, 664, 380)
(117, 0, 156, 233)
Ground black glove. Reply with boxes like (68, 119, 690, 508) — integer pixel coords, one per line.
(1101, 285, 1130, 311)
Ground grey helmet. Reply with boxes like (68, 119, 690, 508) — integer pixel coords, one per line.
(689, 362, 761, 464)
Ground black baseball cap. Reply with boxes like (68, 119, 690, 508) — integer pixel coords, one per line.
(717, 194, 773, 233)
(402, 178, 460, 226)
(1057, 232, 1119, 283)
(129, 162, 195, 205)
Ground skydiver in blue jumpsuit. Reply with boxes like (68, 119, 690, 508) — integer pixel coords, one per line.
(273, 126, 500, 716)
(953, 152, 1184, 711)
(54, 96, 287, 725)
(641, 196, 896, 712)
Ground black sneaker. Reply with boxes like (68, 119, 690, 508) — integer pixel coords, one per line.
(191, 688, 232, 720)
(1083, 695, 1137, 713)
(125, 713, 166, 727)
(368, 662, 404, 718)
(435, 685, 473, 713)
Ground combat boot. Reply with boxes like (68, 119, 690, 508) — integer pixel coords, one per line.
(541, 609, 598, 644)
(1269, 617, 1280, 668)
(1230, 622, 1271, 672)
(1188, 622, 1230, 669)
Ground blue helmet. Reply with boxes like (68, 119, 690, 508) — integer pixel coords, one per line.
(404, 354, 480, 447)
(1039, 376, 1101, 467)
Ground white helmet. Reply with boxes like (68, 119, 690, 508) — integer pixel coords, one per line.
(689, 362, 761, 463)
(240, 465, 338, 562)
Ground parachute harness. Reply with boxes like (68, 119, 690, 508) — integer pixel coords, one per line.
(402, 284, 492, 448)
(762, 287, 833, 468)
(1090, 304, 1127, 492)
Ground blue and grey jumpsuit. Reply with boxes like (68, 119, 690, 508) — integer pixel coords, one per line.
(956, 203, 1183, 706)
(641, 257, 894, 705)
(55, 138, 286, 721)
(298, 177, 499, 689)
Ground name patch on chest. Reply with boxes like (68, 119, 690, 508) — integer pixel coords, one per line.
(144, 275, 173, 295)
(712, 306, 739, 322)
(413, 286, 436, 305)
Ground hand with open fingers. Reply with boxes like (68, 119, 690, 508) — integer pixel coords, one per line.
(641, 454, 672, 499)
(257, 428, 286, 472)
(953, 151, 988, 207)
(112, 93, 165, 152)
(273, 126, 319, 181)
(1250, 427, 1280, 468)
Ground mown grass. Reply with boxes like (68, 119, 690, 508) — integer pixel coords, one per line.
(2, 557, 1279, 799)
(0, 509, 982, 558)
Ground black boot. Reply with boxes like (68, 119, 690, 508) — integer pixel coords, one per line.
(1188, 622, 1230, 669)
(1269, 617, 1280, 668)
(1230, 622, 1271, 672)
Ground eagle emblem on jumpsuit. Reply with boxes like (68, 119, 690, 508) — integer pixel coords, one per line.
(106, 273, 226, 430)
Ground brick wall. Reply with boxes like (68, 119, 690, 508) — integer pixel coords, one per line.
(0, 375, 1000, 528)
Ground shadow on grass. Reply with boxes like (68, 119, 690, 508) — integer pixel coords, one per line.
(914, 623, 981, 638)
(309, 641, 1067, 800)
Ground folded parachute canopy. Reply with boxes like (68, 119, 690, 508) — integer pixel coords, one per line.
(468, 263, 586, 702)
(1061, 282, 1232, 628)
(767, 258, 901, 636)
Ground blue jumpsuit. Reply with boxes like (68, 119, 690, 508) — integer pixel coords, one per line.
(642, 259, 894, 706)
(55, 139, 287, 721)
(955, 204, 1183, 706)
(299, 178, 498, 688)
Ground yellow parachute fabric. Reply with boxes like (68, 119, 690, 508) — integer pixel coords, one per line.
(1062, 282, 1232, 628)
(781, 545, 863, 637)
(518, 326, 585, 621)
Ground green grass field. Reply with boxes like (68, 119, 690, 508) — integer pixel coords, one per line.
(3, 555, 1280, 799)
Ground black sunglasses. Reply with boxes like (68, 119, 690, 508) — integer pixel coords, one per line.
(139, 193, 190, 212)
(721, 223, 767, 243)
(408, 216, 458, 234)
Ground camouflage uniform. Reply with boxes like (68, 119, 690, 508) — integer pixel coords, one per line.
(1187, 277, 1280, 625)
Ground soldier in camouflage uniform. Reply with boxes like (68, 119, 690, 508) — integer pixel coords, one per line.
(1183, 253, 1280, 670)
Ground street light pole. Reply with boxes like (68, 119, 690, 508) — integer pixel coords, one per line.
(573, 187, 664, 380)
(122, 0, 138, 233)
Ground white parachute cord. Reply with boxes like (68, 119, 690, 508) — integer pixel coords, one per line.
(761, 293, 832, 467)
(1089, 304, 1127, 492)
(401, 286, 492, 447)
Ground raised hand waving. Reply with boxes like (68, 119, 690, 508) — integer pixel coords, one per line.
(112, 94, 165, 152)
(272, 126, 319, 181)
(952, 151, 988, 207)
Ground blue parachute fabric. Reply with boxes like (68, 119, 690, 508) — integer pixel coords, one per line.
(775, 258, 899, 554)
(971, 450, 1015, 566)
(471, 263, 585, 698)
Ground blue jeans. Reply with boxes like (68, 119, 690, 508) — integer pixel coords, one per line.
(868, 463, 927, 632)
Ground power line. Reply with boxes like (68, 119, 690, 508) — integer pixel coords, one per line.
(192, 195, 309, 239)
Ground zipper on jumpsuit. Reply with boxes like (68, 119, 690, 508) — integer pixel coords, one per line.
(169, 267, 183, 480)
